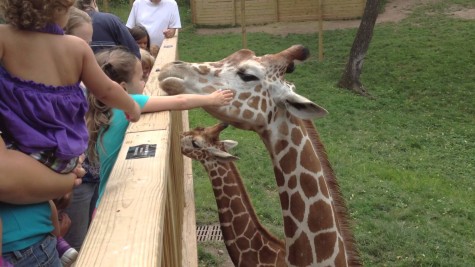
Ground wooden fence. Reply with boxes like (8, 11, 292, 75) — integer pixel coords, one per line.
(191, 0, 367, 26)
(76, 33, 198, 267)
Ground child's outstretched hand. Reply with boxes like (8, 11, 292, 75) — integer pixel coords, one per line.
(125, 101, 141, 122)
(210, 89, 233, 106)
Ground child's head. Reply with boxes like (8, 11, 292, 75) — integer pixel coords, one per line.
(0, 0, 75, 30)
(139, 48, 155, 83)
(95, 47, 144, 95)
(129, 25, 150, 51)
(64, 7, 92, 43)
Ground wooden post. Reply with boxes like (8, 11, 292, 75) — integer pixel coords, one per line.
(318, 0, 324, 61)
(76, 32, 198, 267)
(274, 0, 279, 23)
(241, 0, 247, 49)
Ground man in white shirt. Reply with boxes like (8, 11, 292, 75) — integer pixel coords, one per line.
(126, 0, 181, 48)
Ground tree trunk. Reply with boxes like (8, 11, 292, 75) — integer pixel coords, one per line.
(338, 0, 381, 97)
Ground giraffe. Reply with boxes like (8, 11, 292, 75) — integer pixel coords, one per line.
(181, 122, 286, 267)
(159, 45, 361, 267)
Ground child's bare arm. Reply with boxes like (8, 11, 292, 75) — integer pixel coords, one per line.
(0, 138, 79, 204)
(79, 43, 141, 122)
(142, 89, 233, 113)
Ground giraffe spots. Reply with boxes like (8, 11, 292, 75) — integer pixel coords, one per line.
(255, 113, 266, 126)
(300, 140, 321, 173)
(247, 95, 261, 110)
(203, 85, 217, 94)
(288, 232, 313, 266)
(255, 84, 262, 93)
(283, 215, 298, 238)
(300, 173, 319, 199)
(243, 109, 254, 119)
(280, 191, 289, 210)
(232, 100, 243, 109)
(211, 176, 222, 187)
(290, 192, 305, 222)
(260, 97, 267, 113)
(241, 250, 259, 265)
(259, 245, 280, 265)
(238, 92, 252, 100)
(233, 213, 251, 236)
(196, 65, 211, 75)
(314, 231, 337, 263)
(230, 196, 246, 215)
(214, 69, 222, 77)
(198, 77, 208, 84)
(291, 127, 303, 146)
(308, 200, 334, 232)
(274, 140, 289, 155)
(279, 147, 297, 174)
(217, 166, 227, 176)
(334, 238, 348, 267)
(275, 167, 285, 187)
(278, 122, 289, 136)
(250, 232, 264, 249)
(288, 175, 297, 190)
(225, 232, 239, 246)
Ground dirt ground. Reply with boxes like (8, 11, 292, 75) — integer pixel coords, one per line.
(197, 0, 475, 36)
(195, 0, 474, 266)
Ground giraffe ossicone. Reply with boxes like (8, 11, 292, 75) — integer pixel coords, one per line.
(161, 45, 361, 267)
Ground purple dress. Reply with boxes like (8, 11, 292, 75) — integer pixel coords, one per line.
(0, 24, 88, 173)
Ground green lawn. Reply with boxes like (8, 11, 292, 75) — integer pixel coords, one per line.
(111, 1, 475, 266)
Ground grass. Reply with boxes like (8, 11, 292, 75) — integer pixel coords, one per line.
(110, 1, 474, 266)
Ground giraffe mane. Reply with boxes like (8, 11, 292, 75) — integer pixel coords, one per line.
(302, 119, 363, 266)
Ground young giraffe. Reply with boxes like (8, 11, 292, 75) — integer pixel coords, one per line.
(181, 122, 286, 267)
(159, 45, 361, 267)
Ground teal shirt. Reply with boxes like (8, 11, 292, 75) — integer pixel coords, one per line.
(0, 202, 53, 252)
(96, 94, 149, 206)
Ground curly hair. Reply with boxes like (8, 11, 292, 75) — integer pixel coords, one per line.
(86, 47, 138, 164)
(0, 0, 75, 30)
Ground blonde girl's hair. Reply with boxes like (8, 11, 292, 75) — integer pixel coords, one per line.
(140, 48, 155, 69)
(86, 47, 138, 164)
(0, 0, 75, 30)
(64, 6, 91, 35)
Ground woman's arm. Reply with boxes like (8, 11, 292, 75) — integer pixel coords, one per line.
(142, 90, 233, 113)
(0, 138, 79, 204)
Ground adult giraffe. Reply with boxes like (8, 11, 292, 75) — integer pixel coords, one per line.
(159, 45, 361, 267)
(181, 122, 286, 267)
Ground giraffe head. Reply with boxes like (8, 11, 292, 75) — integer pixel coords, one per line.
(180, 122, 239, 163)
(159, 45, 328, 132)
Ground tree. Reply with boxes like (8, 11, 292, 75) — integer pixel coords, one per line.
(338, 0, 381, 97)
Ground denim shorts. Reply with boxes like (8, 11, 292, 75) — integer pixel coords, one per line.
(2, 234, 61, 267)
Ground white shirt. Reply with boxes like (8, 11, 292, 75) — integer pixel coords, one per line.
(126, 0, 181, 47)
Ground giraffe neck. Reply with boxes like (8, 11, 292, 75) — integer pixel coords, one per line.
(259, 118, 349, 267)
(200, 159, 286, 267)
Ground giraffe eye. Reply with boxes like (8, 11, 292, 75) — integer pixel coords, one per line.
(191, 140, 200, 148)
(237, 70, 259, 82)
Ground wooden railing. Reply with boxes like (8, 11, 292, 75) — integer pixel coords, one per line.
(76, 34, 198, 267)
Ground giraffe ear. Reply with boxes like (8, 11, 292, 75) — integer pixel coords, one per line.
(208, 147, 240, 162)
(220, 140, 238, 150)
(280, 92, 328, 119)
(159, 77, 186, 94)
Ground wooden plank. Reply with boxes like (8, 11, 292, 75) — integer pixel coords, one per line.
(77, 32, 198, 267)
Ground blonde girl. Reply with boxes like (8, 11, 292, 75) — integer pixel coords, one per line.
(139, 48, 155, 83)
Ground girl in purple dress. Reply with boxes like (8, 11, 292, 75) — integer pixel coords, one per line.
(0, 0, 141, 266)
